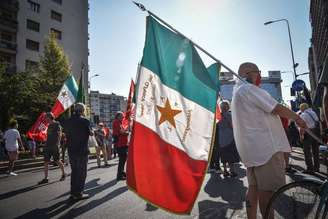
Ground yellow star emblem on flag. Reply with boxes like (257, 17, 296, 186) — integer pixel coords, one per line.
(157, 99, 182, 128)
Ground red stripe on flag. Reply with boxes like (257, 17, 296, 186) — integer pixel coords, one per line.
(127, 122, 207, 214)
(51, 100, 65, 118)
(216, 103, 222, 122)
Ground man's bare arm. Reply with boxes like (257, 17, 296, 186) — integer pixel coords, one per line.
(271, 104, 307, 129)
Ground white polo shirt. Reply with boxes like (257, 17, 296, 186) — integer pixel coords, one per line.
(300, 108, 318, 129)
(231, 81, 291, 167)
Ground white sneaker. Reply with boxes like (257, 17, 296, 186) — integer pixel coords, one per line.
(9, 172, 18, 176)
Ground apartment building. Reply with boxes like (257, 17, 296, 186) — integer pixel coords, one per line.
(0, 0, 18, 73)
(0, 0, 88, 90)
(309, 0, 328, 104)
(90, 91, 127, 126)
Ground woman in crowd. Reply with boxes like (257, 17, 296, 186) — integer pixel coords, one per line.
(217, 100, 240, 177)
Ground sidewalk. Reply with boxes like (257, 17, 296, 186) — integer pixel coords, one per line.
(1, 147, 327, 180)
(0, 148, 99, 173)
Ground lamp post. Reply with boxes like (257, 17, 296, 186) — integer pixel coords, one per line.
(89, 74, 100, 88)
(264, 19, 298, 80)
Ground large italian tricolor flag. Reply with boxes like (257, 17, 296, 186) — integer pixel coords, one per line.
(51, 74, 78, 118)
(127, 16, 219, 214)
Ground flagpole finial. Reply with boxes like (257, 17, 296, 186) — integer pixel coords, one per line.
(132, 1, 146, 11)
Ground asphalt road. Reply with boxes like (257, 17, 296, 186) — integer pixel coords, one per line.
(0, 150, 324, 219)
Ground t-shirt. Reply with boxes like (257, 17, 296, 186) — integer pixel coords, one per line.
(95, 128, 105, 146)
(112, 119, 128, 147)
(231, 81, 291, 167)
(112, 119, 120, 137)
(46, 121, 62, 149)
(3, 129, 20, 151)
(63, 115, 91, 156)
(217, 112, 234, 147)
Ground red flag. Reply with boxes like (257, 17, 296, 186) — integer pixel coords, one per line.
(216, 101, 222, 123)
(122, 79, 135, 129)
(26, 112, 50, 142)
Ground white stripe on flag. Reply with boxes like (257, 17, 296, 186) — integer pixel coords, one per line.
(135, 67, 214, 161)
(57, 84, 76, 110)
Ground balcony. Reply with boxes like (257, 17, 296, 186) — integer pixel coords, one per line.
(0, 39, 17, 53)
(0, 16, 18, 31)
(0, 0, 19, 12)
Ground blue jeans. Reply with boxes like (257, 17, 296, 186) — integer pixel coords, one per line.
(69, 155, 88, 196)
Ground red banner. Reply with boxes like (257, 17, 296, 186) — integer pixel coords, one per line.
(122, 79, 135, 129)
(26, 112, 49, 142)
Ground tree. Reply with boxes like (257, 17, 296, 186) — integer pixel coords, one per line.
(0, 34, 71, 132)
(39, 33, 71, 102)
(0, 63, 43, 131)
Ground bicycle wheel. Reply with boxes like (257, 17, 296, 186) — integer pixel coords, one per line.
(264, 180, 322, 219)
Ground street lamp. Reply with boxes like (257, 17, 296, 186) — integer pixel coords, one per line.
(264, 19, 298, 80)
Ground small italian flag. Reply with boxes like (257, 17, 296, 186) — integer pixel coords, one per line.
(51, 74, 78, 118)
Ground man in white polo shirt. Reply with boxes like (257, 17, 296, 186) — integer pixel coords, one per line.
(231, 62, 307, 219)
(299, 103, 320, 173)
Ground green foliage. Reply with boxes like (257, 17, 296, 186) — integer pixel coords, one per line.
(0, 65, 44, 131)
(0, 34, 71, 132)
(39, 33, 70, 101)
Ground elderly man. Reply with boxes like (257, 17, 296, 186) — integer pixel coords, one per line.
(299, 103, 320, 173)
(231, 62, 307, 219)
(64, 103, 92, 200)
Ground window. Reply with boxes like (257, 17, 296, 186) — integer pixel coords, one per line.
(52, 0, 62, 5)
(26, 39, 39, 51)
(26, 19, 40, 32)
(51, 10, 62, 22)
(50, 28, 62, 40)
(27, 0, 40, 13)
(25, 60, 38, 70)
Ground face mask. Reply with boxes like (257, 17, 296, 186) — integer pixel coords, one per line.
(255, 74, 261, 86)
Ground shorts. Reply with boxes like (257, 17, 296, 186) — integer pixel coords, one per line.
(7, 150, 18, 161)
(247, 152, 286, 191)
(43, 147, 60, 162)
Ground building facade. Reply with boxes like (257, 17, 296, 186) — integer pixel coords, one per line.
(90, 91, 127, 126)
(219, 71, 283, 102)
(0, 0, 19, 74)
(308, 0, 328, 93)
(0, 0, 88, 91)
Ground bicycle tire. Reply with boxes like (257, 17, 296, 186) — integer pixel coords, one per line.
(264, 180, 322, 219)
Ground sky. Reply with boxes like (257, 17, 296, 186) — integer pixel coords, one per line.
(89, 0, 311, 102)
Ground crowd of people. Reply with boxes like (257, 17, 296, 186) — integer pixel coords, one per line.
(1, 103, 130, 201)
(1, 62, 326, 217)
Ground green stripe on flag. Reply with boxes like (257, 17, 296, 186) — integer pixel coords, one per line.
(65, 74, 78, 99)
(207, 62, 221, 90)
(141, 16, 218, 112)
